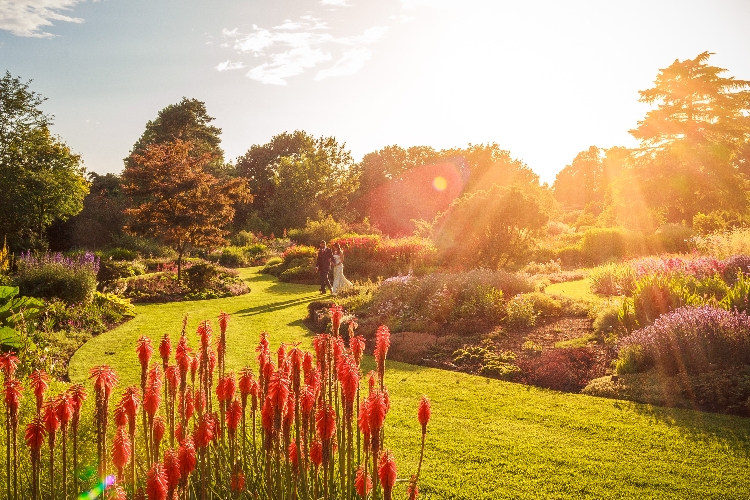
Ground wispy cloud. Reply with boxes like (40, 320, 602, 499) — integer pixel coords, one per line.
(219, 17, 388, 85)
(0, 0, 86, 37)
(215, 60, 246, 72)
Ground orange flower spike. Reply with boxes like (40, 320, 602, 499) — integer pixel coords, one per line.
(3, 379, 23, 423)
(230, 471, 246, 493)
(224, 372, 237, 403)
(56, 391, 74, 430)
(114, 403, 129, 428)
(374, 325, 391, 385)
(136, 336, 153, 371)
(153, 416, 166, 448)
(28, 369, 49, 412)
(378, 450, 398, 500)
(407, 474, 420, 500)
(67, 383, 87, 421)
(277, 343, 287, 368)
(218, 311, 230, 335)
(175, 336, 191, 378)
(350, 335, 366, 366)
(197, 320, 212, 351)
(330, 305, 343, 335)
(315, 402, 337, 442)
(310, 439, 323, 467)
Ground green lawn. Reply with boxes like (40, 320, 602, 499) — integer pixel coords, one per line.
(69, 268, 750, 499)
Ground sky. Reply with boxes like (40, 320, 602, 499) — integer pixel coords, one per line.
(2, 0, 750, 184)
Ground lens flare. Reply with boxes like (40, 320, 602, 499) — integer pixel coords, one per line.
(78, 475, 115, 499)
(432, 176, 448, 191)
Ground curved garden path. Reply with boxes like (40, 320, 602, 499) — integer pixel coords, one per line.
(69, 268, 750, 499)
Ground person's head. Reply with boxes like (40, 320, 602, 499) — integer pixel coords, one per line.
(319, 240, 327, 249)
(333, 242, 341, 253)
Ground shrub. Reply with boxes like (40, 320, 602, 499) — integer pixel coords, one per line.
(231, 229, 256, 247)
(518, 347, 597, 392)
(580, 227, 628, 264)
(720, 254, 750, 284)
(110, 233, 176, 258)
(279, 265, 317, 283)
(16, 251, 99, 304)
(288, 215, 346, 246)
(691, 226, 750, 259)
(650, 223, 693, 253)
(592, 297, 628, 336)
(99, 247, 138, 261)
(218, 246, 249, 267)
(554, 245, 584, 267)
(631, 273, 698, 327)
(524, 291, 562, 318)
(452, 341, 520, 380)
(97, 259, 147, 286)
(506, 294, 537, 329)
(618, 306, 750, 375)
(589, 263, 637, 296)
(720, 272, 750, 314)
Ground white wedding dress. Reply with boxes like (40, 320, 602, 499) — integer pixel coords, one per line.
(332, 253, 353, 295)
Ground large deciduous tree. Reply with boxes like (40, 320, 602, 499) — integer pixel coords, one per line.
(126, 97, 228, 176)
(235, 130, 356, 232)
(0, 72, 89, 251)
(122, 140, 250, 279)
(431, 185, 549, 269)
(628, 52, 750, 224)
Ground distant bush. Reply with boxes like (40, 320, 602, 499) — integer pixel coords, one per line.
(650, 223, 693, 253)
(110, 233, 176, 258)
(231, 230, 256, 247)
(279, 265, 317, 283)
(691, 227, 750, 259)
(519, 347, 597, 392)
(592, 297, 628, 337)
(580, 227, 629, 264)
(618, 306, 750, 375)
(99, 247, 139, 261)
(16, 251, 99, 304)
(505, 294, 537, 329)
(553, 245, 584, 267)
(288, 215, 346, 246)
(720, 254, 750, 284)
(97, 259, 147, 287)
(452, 341, 520, 380)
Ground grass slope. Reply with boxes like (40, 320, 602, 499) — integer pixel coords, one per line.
(69, 268, 750, 499)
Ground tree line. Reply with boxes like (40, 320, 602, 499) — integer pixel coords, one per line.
(2, 51, 749, 267)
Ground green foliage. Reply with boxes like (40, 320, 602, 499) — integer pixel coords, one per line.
(100, 247, 139, 261)
(506, 293, 538, 329)
(592, 297, 628, 336)
(0, 285, 44, 349)
(432, 185, 549, 268)
(524, 291, 562, 318)
(111, 233, 177, 258)
(16, 255, 98, 304)
(580, 227, 629, 264)
(615, 344, 649, 374)
(631, 273, 698, 327)
(691, 227, 750, 259)
(452, 341, 520, 380)
(279, 265, 317, 283)
(0, 72, 89, 251)
(651, 223, 694, 253)
(288, 215, 345, 246)
(720, 272, 750, 314)
(97, 259, 147, 286)
(231, 230, 256, 247)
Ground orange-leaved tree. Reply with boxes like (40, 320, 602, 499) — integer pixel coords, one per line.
(122, 139, 251, 280)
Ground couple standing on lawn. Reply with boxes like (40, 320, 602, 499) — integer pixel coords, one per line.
(315, 240, 353, 296)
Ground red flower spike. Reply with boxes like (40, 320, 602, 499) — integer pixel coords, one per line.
(216, 375, 227, 402)
(378, 449, 398, 500)
(28, 369, 49, 411)
(407, 474, 420, 500)
(302, 351, 314, 382)
(3, 378, 23, 421)
(267, 369, 290, 413)
(0, 351, 19, 380)
(114, 404, 129, 428)
(163, 448, 181, 490)
(288, 441, 299, 470)
(226, 399, 242, 433)
(351, 335, 366, 366)
(109, 484, 127, 500)
(301, 386, 315, 418)
(209, 350, 217, 376)
(56, 392, 74, 429)
(358, 397, 370, 436)
(112, 426, 131, 474)
(277, 343, 287, 368)
(330, 305, 343, 335)
(374, 325, 391, 383)
(89, 365, 118, 399)
(224, 372, 237, 402)
(136, 336, 153, 370)
(146, 462, 168, 500)
(165, 366, 179, 395)
(315, 402, 336, 442)
(154, 416, 166, 447)
(367, 370, 377, 393)
(310, 439, 323, 467)
(355, 465, 373, 497)
(184, 389, 195, 420)
(239, 367, 254, 398)
(175, 422, 185, 443)
(261, 396, 274, 434)
(230, 471, 246, 493)
(313, 334, 329, 367)
(159, 334, 172, 366)
(367, 390, 387, 436)
(193, 414, 214, 449)
(67, 383, 87, 418)
(197, 321, 212, 350)
(25, 415, 46, 456)
(418, 395, 431, 434)
(178, 436, 197, 477)
(218, 311, 230, 335)
(175, 336, 191, 377)
(189, 355, 198, 382)
(43, 397, 60, 438)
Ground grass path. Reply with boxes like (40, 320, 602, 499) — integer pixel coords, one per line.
(70, 269, 750, 499)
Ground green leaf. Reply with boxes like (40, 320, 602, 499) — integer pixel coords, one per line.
(0, 325, 22, 349)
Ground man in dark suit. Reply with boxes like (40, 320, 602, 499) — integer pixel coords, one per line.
(315, 240, 333, 294)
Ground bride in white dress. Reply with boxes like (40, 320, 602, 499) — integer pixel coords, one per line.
(331, 242, 353, 295)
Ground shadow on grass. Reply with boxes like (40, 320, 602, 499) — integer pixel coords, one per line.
(235, 293, 320, 317)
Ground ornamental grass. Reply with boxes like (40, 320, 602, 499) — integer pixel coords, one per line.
(0, 310, 430, 499)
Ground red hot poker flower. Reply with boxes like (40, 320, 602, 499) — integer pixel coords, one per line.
(374, 325, 391, 384)
(218, 311, 230, 335)
(25, 415, 46, 459)
(175, 336, 191, 377)
(288, 441, 299, 470)
(114, 404, 129, 428)
(67, 383, 87, 422)
(330, 305, 343, 335)
(163, 448, 181, 491)
(315, 402, 336, 442)
(350, 335, 366, 366)
(159, 334, 172, 367)
(56, 392, 74, 429)
(226, 399, 242, 434)
(28, 369, 49, 412)
(378, 449, 398, 500)
(178, 436, 197, 477)
(112, 426, 131, 477)
(3, 378, 23, 424)
(310, 439, 323, 467)
(0, 351, 19, 380)
(418, 395, 431, 435)
(89, 365, 118, 399)
(136, 336, 153, 370)
(153, 416, 166, 448)
(146, 463, 168, 500)
(197, 321, 212, 350)
(230, 471, 246, 493)
(407, 474, 420, 500)
(193, 414, 214, 449)
(355, 465, 373, 497)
